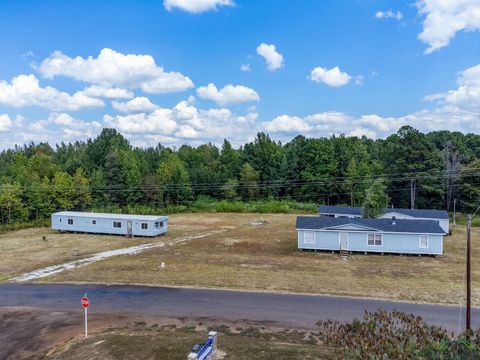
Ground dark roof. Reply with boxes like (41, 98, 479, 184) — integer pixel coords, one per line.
(296, 216, 446, 234)
(318, 205, 449, 220)
(318, 205, 363, 216)
(382, 208, 449, 219)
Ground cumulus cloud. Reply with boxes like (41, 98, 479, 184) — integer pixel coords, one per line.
(256, 43, 284, 71)
(309, 66, 352, 87)
(196, 83, 260, 106)
(425, 63, 480, 108)
(104, 99, 258, 145)
(38, 48, 194, 93)
(262, 100, 480, 140)
(112, 97, 159, 114)
(0, 114, 13, 132)
(417, 0, 480, 54)
(375, 10, 403, 20)
(164, 0, 234, 13)
(82, 85, 133, 99)
(0, 74, 104, 111)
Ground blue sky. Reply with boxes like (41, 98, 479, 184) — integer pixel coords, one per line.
(0, 0, 480, 148)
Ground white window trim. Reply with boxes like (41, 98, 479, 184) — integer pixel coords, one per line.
(113, 221, 122, 228)
(419, 235, 428, 248)
(67, 218, 74, 226)
(304, 231, 315, 244)
(141, 222, 148, 230)
(367, 233, 383, 246)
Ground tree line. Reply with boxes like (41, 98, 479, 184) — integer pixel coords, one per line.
(0, 125, 479, 225)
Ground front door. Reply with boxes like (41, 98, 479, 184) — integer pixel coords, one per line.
(127, 221, 132, 236)
(340, 232, 348, 250)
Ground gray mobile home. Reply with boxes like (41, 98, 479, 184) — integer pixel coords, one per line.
(52, 211, 168, 237)
(297, 216, 445, 255)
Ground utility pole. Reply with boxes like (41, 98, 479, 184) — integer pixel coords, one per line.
(453, 199, 457, 228)
(466, 214, 472, 334)
(410, 178, 416, 210)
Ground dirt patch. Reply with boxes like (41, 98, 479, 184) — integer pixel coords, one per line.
(1, 307, 335, 360)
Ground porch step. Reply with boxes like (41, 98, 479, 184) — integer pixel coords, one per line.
(340, 250, 349, 258)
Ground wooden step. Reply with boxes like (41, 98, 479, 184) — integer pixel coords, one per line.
(340, 249, 349, 258)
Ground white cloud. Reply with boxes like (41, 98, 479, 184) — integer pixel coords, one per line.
(256, 43, 284, 71)
(82, 85, 133, 99)
(0, 114, 13, 132)
(112, 97, 159, 114)
(240, 64, 251, 72)
(417, 0, 480, 54)
(0, 74, 104, 111)
(38, 48, 194, 93)
(196, 83, 260, 106)
(104, 99, 258, 145)
(262, 105, 480, 140)
(348, 127, 377, 138)
(1, 112, 104, 149)
(375, 10, 403, 20)
(164, 0, 234, 13)
(309, 66, 352, 87)
(263, 115, 312, 133)
(425, 63, 480, 108)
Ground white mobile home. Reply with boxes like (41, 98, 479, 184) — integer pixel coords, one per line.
(52, 211, 168, 237)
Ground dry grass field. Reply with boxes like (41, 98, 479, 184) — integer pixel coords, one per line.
(2, 213, 479, 306)
(37, 324, 334, 360)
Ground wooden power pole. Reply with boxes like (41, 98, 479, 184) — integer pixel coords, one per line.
(453, 199, 457, 228)
(466, 214, 472, 333)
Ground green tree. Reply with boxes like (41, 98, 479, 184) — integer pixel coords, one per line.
(457, 160, 480, 213)
(363, 178, 389, 218)
(221, 179, 239, 199)
(27, 177, 54, 221)
(73, 168, 92, 210)
(239, 163, 259, 200)
(156, 153, 192, 204)
(0, 183, 27, 224)
(383, 126, 442, 209)
(243, 133, 284, 197)
(52, 171, 77, 210)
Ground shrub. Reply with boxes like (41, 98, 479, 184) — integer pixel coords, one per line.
(317, 309, 480, 359)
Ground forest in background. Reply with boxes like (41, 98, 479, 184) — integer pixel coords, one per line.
(1, 125, 480, 228)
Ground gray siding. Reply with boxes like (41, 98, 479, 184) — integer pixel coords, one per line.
(298, 230, 340, 250)
(52, 214, 168, 237)
(298, 230, 443, 255)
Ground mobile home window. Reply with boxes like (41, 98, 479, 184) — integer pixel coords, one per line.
(155, 221, 164, 228)
(113, 221, 122, 228)
(92, 220, 96, 225)
(141, 223, 148, 230)
(368, 234, 382, 246)
(419, 235, 428, 248)
(304, 231, 315, 244)
(59, 218, 62, 223)
(67, 218, 73, 225)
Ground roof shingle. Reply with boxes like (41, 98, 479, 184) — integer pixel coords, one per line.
(296, 216, 446, 234)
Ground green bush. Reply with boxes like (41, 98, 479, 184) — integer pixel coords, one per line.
(317, 309, 480, 359)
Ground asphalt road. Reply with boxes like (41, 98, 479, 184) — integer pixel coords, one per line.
(0, 283, 477, 332)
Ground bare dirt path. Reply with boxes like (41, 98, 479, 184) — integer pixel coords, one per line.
(10, 230, 228, 282)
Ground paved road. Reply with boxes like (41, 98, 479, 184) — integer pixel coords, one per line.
(0, 283, 477, 332)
